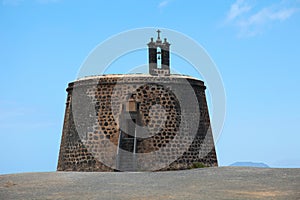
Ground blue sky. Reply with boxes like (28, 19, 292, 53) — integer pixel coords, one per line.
(0, 0, 299, 174)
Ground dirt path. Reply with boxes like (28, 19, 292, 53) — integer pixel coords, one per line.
(0, 167, 299, 200)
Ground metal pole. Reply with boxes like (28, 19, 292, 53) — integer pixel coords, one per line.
(133, 127, 137, 154)
(117, 130, 121, 155)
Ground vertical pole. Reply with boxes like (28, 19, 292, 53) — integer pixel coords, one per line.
(117, 130, 121, 155)
(133, 127, 137, 154)
(116, 130, 121, 169)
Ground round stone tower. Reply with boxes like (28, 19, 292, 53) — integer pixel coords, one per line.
(57, 31, 218, 172)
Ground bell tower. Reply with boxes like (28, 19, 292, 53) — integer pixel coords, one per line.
(148, 30, 170, 76)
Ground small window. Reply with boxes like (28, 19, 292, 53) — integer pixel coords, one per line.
(126, 99, 137, 112)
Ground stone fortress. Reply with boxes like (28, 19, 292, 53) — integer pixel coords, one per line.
(57, 30, 218, 171)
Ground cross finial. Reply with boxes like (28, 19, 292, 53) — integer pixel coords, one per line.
(157, 29, 161, 40)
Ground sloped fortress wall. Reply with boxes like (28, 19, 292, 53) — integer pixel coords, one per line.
(57, 75, 218, 171)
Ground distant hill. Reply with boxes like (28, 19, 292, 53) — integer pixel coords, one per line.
(230, 162, 270, 168)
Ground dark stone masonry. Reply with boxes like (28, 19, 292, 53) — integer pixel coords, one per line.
(57, 30, 218, 171)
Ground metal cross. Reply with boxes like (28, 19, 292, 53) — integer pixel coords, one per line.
(157, 29, 161, 39)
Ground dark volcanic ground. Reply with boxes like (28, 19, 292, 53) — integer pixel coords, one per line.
(0, 167, 299, 200)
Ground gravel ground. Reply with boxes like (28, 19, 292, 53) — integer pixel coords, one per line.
(0, 167, 299, 200)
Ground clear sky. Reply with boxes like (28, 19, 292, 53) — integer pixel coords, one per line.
(0, 0, 299, 174)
